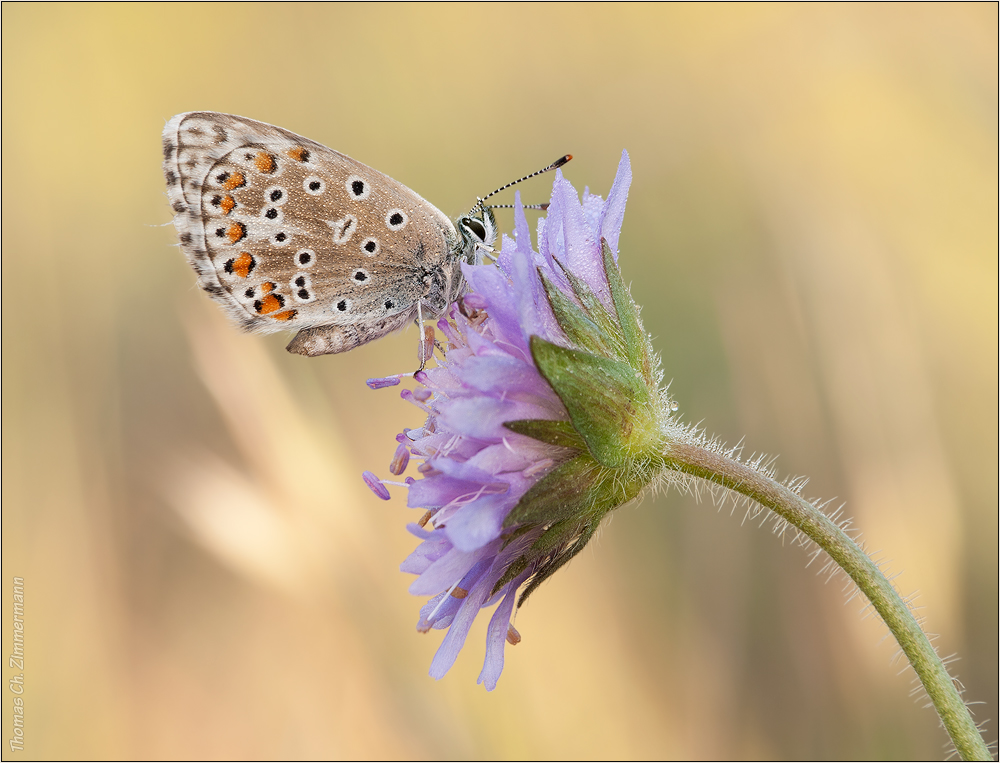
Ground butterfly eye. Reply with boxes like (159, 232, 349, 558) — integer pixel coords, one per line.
(462, 217, 487, 241)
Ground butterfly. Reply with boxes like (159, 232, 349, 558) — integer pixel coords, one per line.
(162, 112, 501, 358)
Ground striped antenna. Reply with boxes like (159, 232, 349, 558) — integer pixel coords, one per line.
(486, 203, 550, 211)
(468, 154, 571, 215)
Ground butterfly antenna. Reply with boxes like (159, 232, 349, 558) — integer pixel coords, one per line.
(486, 203, 550, 211)
(469, 154, 572, 215)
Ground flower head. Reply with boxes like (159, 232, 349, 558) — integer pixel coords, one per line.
(369, 151, 674, 689)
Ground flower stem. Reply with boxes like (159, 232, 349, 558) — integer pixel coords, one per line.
(663, 440, 991, 761)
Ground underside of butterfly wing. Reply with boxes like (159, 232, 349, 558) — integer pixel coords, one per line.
(163, 112, 461, 350)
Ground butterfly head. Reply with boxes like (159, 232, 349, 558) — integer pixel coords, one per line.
(423, 203, 497, 317)
(455, 202, 498, 266)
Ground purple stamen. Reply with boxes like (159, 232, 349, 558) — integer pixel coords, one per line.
(367, 375, 402, 390)
(401, 388, 433, 414)
(390, 443, 411, 475)
(362, 471, 391, 501)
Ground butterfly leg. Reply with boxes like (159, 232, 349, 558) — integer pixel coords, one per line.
(476, 242, 499, 263)
(416, 302, 433, 373)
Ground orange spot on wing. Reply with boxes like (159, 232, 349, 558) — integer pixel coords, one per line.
(220, 195, 236, 214)
(255, 152, 276, 173)
(223, 172, 245, 190)
(271, 309, 298, 321)
(255, 294, 284, 314)
(229, 252, 254, 278)
(260, 281, 275, 294)
(226, 222, 246, 243)
(288, 146, 309, 162)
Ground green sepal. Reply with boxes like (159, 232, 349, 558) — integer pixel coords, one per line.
(498, 523, 535, 550)
(503, 455, 603, 528)
(490, 554, 531, 597)
(530, 336, 653, 469)
(516, 449, 652, 607)
(517, 458, 647, 539)
(504, 418, 586, 451)
(601, 238, 652, 383)
(553, 260, 629, 361)
(538, 269, 614, 358)
(517, 522, 598, 607)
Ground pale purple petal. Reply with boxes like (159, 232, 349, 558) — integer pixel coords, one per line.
(409, 544, 487, 596)
(513, 191, 535, 258)
(400, 529, 452, 574)
(407, 471, 493, 510)
(417, 591, 456, 630)
(599, 150, 631, 257)
(464, 441, 551, 475)
(429, 570, 495, 679)
(477, 573, 527, 690)
(436, 397, 560, 440)
(507, 243, 566, 348)
(457, 354, 546, 396)
(445, 493, 515, 552)
(461, 263, 527, 352)
(581, 187, 605, 233)
(552, 174, 606, 303)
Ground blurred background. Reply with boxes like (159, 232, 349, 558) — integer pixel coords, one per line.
(2, 4, 996, 759)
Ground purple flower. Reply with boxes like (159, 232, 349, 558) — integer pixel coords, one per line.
(370, 151, 672, 689)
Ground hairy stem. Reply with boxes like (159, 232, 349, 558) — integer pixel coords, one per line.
(663, 440, 991, 761)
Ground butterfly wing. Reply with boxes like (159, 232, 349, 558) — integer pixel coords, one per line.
(163, 112, 459, 350)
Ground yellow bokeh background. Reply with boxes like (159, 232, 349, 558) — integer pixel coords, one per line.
(2, 4, 996, 759)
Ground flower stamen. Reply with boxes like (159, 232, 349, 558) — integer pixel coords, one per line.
(361, 471, 391, 501)
(506, 625, 521, 646)
(366, 373, 412, 390)
(389, 443, 410, 475)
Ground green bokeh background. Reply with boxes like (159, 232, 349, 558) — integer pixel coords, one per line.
(2, 4, 996, 759)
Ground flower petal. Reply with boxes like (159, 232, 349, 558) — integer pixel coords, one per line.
(552, 172, 606, 303)
(477, 573, 527, 691)
(599, 150, 631, 257)
(428, 568, 496, 679)
(409, 541, 491, 596)
(436, 396, 561, 441)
